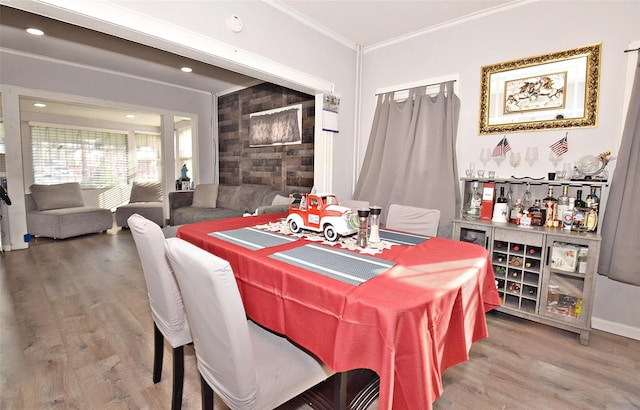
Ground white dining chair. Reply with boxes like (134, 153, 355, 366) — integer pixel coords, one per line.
(340, 199, 370, 212)
(386, 204, 441, 237)
(164, 237, 335, 410)
(128, 214, 192, 410)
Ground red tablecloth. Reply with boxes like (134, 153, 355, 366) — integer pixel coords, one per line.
(177, 214, 500, 410)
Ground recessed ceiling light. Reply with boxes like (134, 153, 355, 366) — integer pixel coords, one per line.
(126, 114, 135, 119)
(33, 102, 47, 108)
(181, 67, 193, 73)
(26, 28, 45, 36)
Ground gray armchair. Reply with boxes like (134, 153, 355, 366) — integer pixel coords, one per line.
(115, 182, 164, 227)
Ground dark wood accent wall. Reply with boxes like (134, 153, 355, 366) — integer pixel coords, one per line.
(218, 83, 315, 191)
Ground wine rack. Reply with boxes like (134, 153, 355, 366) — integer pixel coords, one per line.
(492, 230, 543, 315)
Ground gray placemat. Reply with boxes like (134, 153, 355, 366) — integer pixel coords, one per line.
(378, 229, 430, 245)
(210, 227, 298, 250)
(270, 243, 395, 286)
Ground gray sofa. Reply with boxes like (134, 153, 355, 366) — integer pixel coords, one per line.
(26, 182, 113, 239)
(169, 183, 310, 226)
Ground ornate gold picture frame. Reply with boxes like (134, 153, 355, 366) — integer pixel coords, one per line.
(479, 43, 601, 134)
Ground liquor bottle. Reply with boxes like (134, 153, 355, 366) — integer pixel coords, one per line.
(492, 186, 509, 223)
(575, 189, 586, 208)
(585, 186, 600, 232)
(543, 187, 557, 228)
(509, 198, 523, 224)
(530, 199, 545, 226)
(586, 186, 600, 213)
(464, 181, 482, 219)
(556, 185, 570, 225)
(563, 197, 575, 230)
(571, 189, 588, 232)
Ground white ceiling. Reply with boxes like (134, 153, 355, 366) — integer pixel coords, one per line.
(1, 1, 523, 125)
(277, 0, 521, 49)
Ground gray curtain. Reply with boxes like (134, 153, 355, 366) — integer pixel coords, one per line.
(598, 54, 640, 286)
(353, 82, 460, 238)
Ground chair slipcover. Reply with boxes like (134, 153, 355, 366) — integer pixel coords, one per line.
(340, 199, 370, 212)
(386, 204, 441, 237)
(128, 214, 191, 347)
(165, 238, 334, 409)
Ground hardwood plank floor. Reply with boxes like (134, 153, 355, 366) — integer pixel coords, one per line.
(1, 231, 639, 409)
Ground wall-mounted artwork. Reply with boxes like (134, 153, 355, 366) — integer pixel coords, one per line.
(249, 104, 302, 147)
(479, 43, 601, 134)
(503, 71, 567, 114)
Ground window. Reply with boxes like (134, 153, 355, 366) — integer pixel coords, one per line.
(0, 121, 5, 174)
(31, 125, 128, 188)
(175, 125, 192, 181)
(133, 132, 162, 183)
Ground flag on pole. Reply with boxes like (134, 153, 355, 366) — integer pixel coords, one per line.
(550, 133, 568, 156)
(492, 136, 511, 157)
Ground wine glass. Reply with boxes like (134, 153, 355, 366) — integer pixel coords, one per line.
(549, 150, 562, 169)
(509, 152, 521, 169)
(525, 147, 539, 167)
(493, 153, 506, 167)
(479, 148, 491, 169)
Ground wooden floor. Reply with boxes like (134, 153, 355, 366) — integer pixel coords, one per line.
(1, 231, 639, 409)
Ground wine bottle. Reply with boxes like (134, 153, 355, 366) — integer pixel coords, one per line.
(492, 186, 508, 223)
(575, 189, 586, 208)
(586, 186, 600, 213)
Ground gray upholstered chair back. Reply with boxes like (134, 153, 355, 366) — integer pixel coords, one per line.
(386, 204, 441, 237)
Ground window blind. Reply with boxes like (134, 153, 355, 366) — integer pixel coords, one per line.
(133, 132, 162, 183)
(31, 125, 128, 188)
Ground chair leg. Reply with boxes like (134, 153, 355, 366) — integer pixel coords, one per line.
(171, 346, 185, 410)
(334, 372, 347, 410)
(201, 375, 214, 410)
(153, 323, 164, 383)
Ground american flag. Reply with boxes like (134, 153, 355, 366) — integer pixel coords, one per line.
(492, 136, 511, 157)
(550, 133, 568, 156)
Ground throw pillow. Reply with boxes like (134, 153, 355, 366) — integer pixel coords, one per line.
(271, 194, 289, 206)
(129, 181, 163, 203)
(30, 182, 85, 211)
(192, 183, 219, 208)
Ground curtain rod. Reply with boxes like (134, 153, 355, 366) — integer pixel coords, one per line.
(375, 79, 457, 96)
(624, 47, 640, 53)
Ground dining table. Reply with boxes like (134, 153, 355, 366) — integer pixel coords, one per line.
(177, 213, 501, 410)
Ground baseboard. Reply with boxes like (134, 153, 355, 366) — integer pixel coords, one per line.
(592, 317, 640, 341)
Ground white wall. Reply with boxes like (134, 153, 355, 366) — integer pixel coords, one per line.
(5, 0, 359, 200)
(358, 0, 640, 338)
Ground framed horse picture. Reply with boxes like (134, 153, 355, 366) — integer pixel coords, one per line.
(479, 43, 601, 134)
